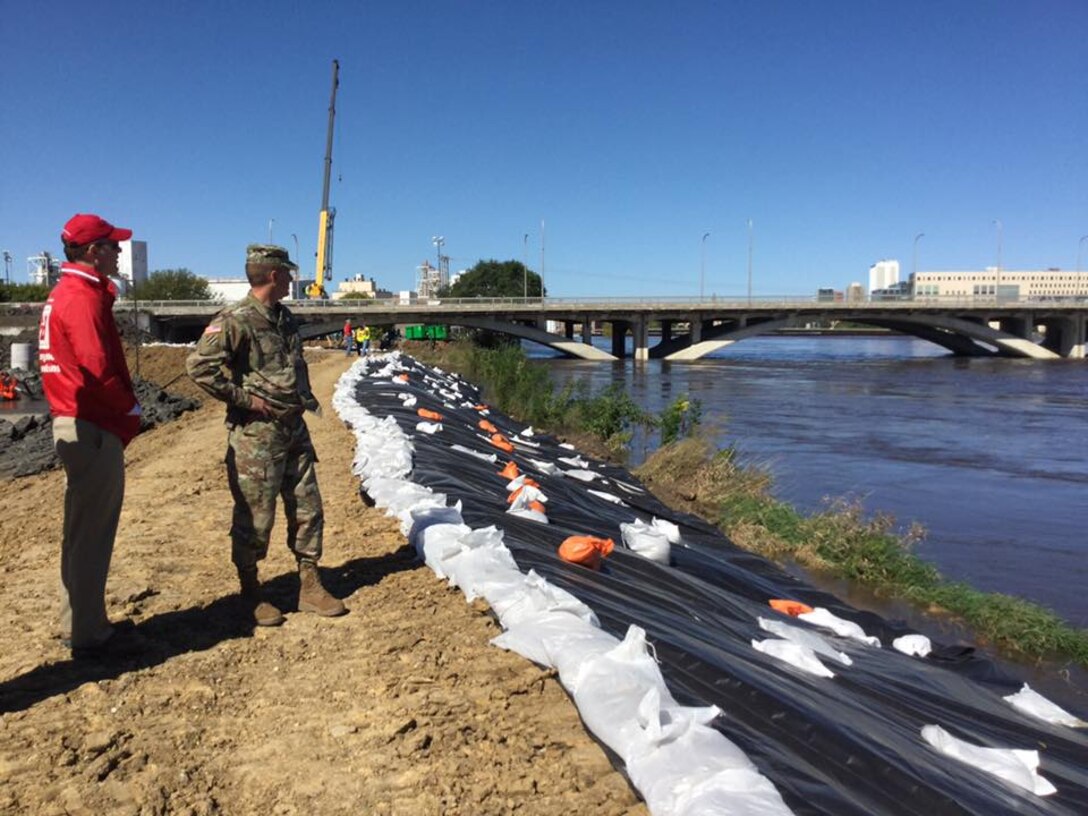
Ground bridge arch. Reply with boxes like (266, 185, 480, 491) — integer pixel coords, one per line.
(663, 312, 1060, 361)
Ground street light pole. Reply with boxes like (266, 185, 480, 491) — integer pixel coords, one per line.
(746, 219, 754, 303)
(993, 219, 1003, 299)
(1, 250, 11, 285)
(269, 218, 275, 243)
(700, 232, 710, 299)
(522, 233, 529, 298)
(912, 232, 925, 281)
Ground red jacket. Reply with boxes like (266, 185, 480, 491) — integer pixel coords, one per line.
(39, 263, 141, 446)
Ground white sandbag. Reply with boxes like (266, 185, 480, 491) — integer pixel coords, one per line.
(415, 421, 442, 434)
(489, 570, 598, 628)
(518, 426, 535, 438)
(491, 609, 600, 668)
(758, 617, 852, 666)
(798, 607, 881, 647)
(892, 634, 933, 657)
(559, 442, 576, 450)
(588, 489, 627, 505)
(512, 437, 541, 448)
(563, 468, 600, 482)
(506, 507, 549, 524)
(414, 521, 472, 578)
(628, 724, 793, 816)
(751, 638, 836, 678)
(1003, 684, 1086, 728)
(619, 518, 671, 564)
(921, 724, 1056, 796)
(559, 455, 590, 468)
(450, 444, 498, 463)
(652, 517, 681, 544)
(528, 458, 561, 476)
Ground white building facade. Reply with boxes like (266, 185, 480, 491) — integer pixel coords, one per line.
(868, 260, 900, 294)
(913, 269, 1088, 300)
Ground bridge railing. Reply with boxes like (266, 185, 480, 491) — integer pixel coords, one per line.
(112, 294, 1088, 311)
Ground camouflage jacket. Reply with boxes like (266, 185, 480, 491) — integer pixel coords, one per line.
(186, 293, 319, 422)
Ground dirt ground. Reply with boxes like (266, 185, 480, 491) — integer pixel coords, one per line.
(0, 346, 647, 816)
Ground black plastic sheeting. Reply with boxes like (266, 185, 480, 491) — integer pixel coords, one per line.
(353, 358, 1088, 816)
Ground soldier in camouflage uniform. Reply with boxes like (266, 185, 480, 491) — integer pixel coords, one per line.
(186, 244, 347, 626)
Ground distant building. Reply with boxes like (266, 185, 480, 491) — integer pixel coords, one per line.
(816, 288, 844, 302)
(913, 269, 1088, 300)
(205, 278, 250, 303)
(333, 274, 377, 300)
(871, 281, 912, 301)
(868, 260, 899, 295)
(846, 282, 866, 303)
(118, 240, 148, 288)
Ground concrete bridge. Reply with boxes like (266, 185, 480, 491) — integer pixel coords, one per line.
(133, 296, 1088, 361)
(4, 296, 1088, 360)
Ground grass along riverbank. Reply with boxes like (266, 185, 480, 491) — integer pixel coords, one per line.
(402, 341, 1088, 668)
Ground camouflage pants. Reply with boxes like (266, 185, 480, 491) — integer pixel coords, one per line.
(225, 416, 324, 568)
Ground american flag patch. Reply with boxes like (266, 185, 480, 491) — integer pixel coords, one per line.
(203, 324, 222, 335)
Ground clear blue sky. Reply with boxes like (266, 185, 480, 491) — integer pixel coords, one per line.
(2, 1, 1085, 297)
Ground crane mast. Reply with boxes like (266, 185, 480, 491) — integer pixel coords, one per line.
(308, 59, 339, 299)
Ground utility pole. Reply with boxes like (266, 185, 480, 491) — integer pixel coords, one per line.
(746, 219, 754, 303)
(700, 232, 710, 299)
(1, 250, 11, 285)
(522, 233, 529, 298)
(539, 219, 546, 300)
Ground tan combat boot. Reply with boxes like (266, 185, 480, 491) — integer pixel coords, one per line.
(238, 566, 285, 627)
(298, 561, 347, 617)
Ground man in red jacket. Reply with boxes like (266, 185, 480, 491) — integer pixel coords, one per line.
(39, 213, 143, 660)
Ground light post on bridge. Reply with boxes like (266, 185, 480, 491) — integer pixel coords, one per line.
(523, 233, 529, 298)
(992, 219, 1003, 300)
(912, 232, 925, 283)
(700, 232, 710, 299)
(1, 250, 11, 285)
(268, 218, 275, 243)
(746, 219, 754, 304)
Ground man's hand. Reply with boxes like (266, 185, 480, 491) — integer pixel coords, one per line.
(248, 395, 274, 417)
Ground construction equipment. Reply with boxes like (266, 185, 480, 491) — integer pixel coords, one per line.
(307, 59, 340, 299)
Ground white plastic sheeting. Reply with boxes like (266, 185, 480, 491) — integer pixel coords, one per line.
(332, 352, 795, 816)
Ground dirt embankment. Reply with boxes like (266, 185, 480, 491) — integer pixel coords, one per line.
(0, 346, 646, 816)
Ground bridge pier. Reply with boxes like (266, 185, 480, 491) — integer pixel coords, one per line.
(611, 320, 629, 358)
(1041, 316, 1085, 358)
(633, 316, 649, 361)
(582, 319, 592, 346)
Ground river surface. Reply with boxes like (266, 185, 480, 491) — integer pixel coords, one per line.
(535, 336, 1088, 630)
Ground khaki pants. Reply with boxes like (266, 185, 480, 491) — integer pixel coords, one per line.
(53, 417, 125, 648)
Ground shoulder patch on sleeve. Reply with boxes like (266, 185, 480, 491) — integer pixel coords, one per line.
(203, 324, 222, 335)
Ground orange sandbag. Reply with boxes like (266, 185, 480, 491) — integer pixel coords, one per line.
(558, 536, 615, 570)
(489, 433, 514, 453)
(528, 500, 547, 514)
(768, 599, 814, 617)
(497, 461, 520, 479)
(394, 374, 409, 382)
(474, 404, 489, 412)
(478, 419, 498, 434)
(417, 408, 444, 421)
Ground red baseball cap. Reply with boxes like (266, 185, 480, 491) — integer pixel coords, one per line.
(61, 213, 133, 246)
